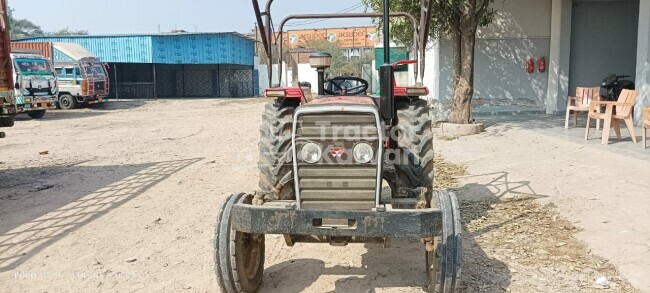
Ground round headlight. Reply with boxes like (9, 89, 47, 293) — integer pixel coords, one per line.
(353, 143, 374, 163)
(301, 142, 322, 163)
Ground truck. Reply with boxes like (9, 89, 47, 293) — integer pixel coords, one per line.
(11, 49, 57, 119)
(0, 0, 15, 137)
(11, 42, 109, 110)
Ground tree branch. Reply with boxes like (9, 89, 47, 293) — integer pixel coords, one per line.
(476, 0, 492, 19)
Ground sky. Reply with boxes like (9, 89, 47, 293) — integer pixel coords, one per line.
(9, 0, 373, 35)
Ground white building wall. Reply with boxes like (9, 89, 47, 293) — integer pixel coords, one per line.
(296, 63, 319, 93)
(435, 0, 553, 118)
(259, 65, 269, 94)
(422, 42, 440, 114)
(258, 62, 289, 93)
(635, 0, 650, 124)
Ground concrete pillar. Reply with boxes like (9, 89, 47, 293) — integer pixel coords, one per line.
(635, 0, 650, 124)
(546, 0, 572, 114)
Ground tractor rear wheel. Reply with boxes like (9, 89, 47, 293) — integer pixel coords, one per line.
(214, 193, 265, 293)
(390, 98, 434, 195)
(258, 99, 297, 200)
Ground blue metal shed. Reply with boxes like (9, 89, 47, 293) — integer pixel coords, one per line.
(17, 32, 254, 65)
(14, 33, 256, 98)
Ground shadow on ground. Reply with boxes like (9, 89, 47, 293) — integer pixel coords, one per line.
(472, 113, 650, 161)
(0, 158, 201, 272)
(479, 113, 641, 142)
(88, 101, 146, 111)
(14, 111, 107, 122)
(258, 180, 523, 292)
(12, 101, 147, 122)
(456, 171, 548, 202)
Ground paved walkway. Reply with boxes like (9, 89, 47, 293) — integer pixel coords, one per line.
(436, 114, 650, 291)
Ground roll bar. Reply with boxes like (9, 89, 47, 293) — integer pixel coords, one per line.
(252, 0, 433, 87)
(276, 13, 419, 86)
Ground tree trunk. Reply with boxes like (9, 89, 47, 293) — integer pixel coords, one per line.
(450, 16, 462, 98)
(449, 11, 478, 124)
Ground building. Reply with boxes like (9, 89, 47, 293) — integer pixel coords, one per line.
(426, 0, 649, 123)
(281, 26, 378, 59)
(250, 26, 380, 93)
(14, 32, 256, 99)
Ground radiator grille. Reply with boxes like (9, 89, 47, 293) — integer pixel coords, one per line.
(295, 112, 380, 210)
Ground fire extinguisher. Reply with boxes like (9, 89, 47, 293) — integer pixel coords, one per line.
(538, 57, 546, 73)
(527, 58, 535, 74)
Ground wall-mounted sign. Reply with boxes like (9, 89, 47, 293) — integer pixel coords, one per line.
(277, 27, 379, 49)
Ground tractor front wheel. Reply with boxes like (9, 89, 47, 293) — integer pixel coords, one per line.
(214, 193, 265, 293)
(427, 190, 462, 293)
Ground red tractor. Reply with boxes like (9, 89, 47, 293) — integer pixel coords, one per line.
(214, 1, 463, 292)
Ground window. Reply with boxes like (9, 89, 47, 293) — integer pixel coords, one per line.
(60, 68, 77, 78)
(55, 68, 63, 75)
(94, 65, 106, 77)
(15, 58, 53, 75)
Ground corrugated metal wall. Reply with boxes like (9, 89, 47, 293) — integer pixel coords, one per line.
(10, 42, 53, 60)
(21, 36, 153, 63)
(17, 33, 253, 65)
(151, 34, 253, 65)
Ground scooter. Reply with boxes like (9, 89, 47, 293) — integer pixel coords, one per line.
(600, 74, 635, 101)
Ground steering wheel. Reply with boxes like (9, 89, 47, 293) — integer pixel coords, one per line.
(323, 76, 369, 96)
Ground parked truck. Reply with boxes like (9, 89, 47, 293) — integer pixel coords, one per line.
(0, 0, 15, 137)
(11, 49, 57, 118)
(11, 42, 109, 110)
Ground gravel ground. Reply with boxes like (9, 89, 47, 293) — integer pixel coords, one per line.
(0, 99, 639, 292)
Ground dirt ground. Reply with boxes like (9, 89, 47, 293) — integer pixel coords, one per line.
(0, 99, 639, 292)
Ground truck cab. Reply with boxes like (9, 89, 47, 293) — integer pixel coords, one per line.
(55, 57, 109, 110)
(11, 50, 57, 119)
(11, 42, 110, 110)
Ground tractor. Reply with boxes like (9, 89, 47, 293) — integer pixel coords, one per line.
(214, 0, 463, 292)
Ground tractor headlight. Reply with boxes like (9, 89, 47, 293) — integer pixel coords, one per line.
(353, 143, 374, 163)
(301, 142, 322, 163)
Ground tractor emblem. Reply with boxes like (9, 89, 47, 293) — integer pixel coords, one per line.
(329, 146, 344, 158)
(367, 30, 377, 41)
(327, 32, 336, 43)
(289, 34, 298, 44)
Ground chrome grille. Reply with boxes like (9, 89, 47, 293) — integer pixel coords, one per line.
(294, 112, 380, 210)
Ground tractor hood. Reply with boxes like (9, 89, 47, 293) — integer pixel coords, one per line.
(305, 96, 377, 107)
